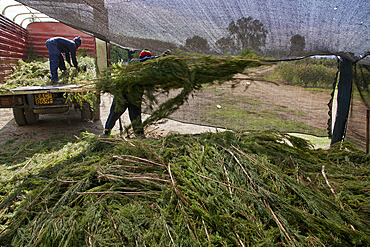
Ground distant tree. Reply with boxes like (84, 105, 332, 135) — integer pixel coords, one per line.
(216, 16, 267, 55)
(215, 37, 238, 55)
(290, 34, 306, 55)
(227, 17, 267, 52)
(184, 35, 210, 53)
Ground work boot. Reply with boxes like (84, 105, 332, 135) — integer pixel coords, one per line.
(103, 129, 111, 136)
(135, 130, 145, 139)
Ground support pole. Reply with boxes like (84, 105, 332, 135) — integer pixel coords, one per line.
(366, 109, 369, 154)
(330, 58, 353, 147)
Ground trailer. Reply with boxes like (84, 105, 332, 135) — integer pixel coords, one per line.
(0, 85, 100, 126)
(1, 13, 108, 126)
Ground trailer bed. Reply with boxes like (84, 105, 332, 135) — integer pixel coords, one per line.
(0, 85, 99, 125)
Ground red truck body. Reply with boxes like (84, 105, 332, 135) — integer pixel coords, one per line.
(0, 14, 96, 82)
(0, 15, 102, 125)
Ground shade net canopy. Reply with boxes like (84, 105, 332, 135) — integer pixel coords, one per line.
(7, 0, 370, 150)
(16, 0, 369, 60)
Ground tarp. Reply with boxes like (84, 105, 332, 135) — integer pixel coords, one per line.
(15, 0, 369, 60)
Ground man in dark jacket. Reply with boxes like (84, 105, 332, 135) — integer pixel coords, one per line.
(103, 49, 155, 137)
(46, 36, 82, 84)
(104, 49, 172, 137)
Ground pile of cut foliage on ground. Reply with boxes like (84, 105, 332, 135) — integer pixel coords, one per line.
(0, 131, 368, 246)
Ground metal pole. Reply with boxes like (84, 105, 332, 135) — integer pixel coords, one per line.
(366, 109, 369, 154)
(330, 57, 353, 147)
(119, 117, 123, 136)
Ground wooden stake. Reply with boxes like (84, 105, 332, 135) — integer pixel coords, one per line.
(322, 165, 336, 195)
(119, 117, 123, 135)
(366, 109, 369, 154)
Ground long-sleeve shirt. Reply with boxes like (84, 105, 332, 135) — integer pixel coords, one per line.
(48, 37, 78, 67)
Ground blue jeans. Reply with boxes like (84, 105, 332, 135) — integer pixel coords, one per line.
(105, 96, 143, 135)
(46, 40, 66, 82)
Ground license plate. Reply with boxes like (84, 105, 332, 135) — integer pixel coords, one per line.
(35, 93, 53, 105)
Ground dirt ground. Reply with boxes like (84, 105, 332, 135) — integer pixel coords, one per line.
(0, 65, 367, 149)
(0, 93, 226, 147)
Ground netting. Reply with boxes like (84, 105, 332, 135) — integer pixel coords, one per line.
(7, 0, 370, 149)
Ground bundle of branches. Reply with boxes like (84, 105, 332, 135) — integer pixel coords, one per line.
(0, 131, 368, 246)
(97, 52, 264, 130)
(0, 56, 96, 93)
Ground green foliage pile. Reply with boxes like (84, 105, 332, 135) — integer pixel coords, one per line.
(275, 58, 338, 88)
(0, 56, 97, 93)
(97, 51, 263, 130)
(0, 131, 368, 246)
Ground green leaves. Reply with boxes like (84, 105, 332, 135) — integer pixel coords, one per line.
(97, 52, 265, 132)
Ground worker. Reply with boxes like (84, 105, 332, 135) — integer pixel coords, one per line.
(45, 36, 82, 84)
(103, 49, 171, 137)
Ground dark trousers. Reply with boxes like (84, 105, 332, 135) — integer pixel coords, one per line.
(46, 40, 66, 82)
(105, 97, 143, 135)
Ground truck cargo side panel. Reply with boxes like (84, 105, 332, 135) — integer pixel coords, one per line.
(0, 14, 28, 82)
(27, 22, 96, 57)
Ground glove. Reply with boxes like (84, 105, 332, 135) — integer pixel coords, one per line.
(161, 49, 172, 56)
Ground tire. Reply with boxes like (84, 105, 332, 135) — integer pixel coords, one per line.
(91, 94, 101, 121)
(81, 102, 92, 121)
(81, 102, 100, 122)
(24, 107, 39, 124)
(92, 104, 100, 121)
(13, 108, 27, 126)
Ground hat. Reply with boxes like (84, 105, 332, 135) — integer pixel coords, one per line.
(139, 49, 152, 58)
(74, 37, 82, 46)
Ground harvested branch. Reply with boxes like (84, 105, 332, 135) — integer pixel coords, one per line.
(224, 148, 255, 187)
(321, 165, 336, 195)
(231, 144, 271, 172)
(77, 191, 157, 195)
(113, 155, 165, 167)
(202, 218, 210, 242)
(97, 53, 265, 129)
(264, 200, 296, 247)
(0, 155, 37, 190)
(195, 172, 259, 197)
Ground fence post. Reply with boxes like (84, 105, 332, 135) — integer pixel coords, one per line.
(330, 57, 353, 147)
(367, 109, 369, 154)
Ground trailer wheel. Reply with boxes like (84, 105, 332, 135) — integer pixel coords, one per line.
(24, 107, 39, 124)
(92, 104, 100, 121)
(81, 102, 92, 121)
(13, 108, 27, 126)
(81, 102, 100, 121)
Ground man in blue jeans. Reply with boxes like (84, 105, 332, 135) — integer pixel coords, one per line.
(104, 49, 164, 137)
(46, 37, 82, 84)
(104, 49, 171, 137)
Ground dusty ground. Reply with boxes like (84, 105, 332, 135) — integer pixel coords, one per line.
(0, 93, 225, 147)
(0, 65, 367, 150)
(165, 66, 331, 131)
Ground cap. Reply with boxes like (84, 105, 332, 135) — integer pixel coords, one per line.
(139, 49, 152, 58)
(74, 37, 82, 46)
